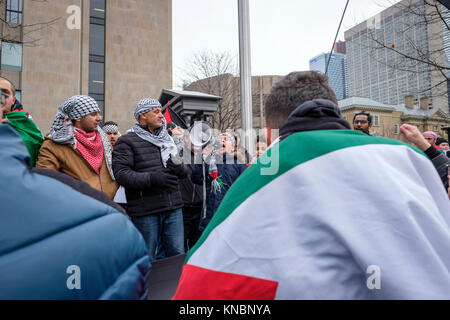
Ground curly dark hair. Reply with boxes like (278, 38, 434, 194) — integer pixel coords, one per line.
(352, 111, 373, 124)
(264, 71, 338, 129)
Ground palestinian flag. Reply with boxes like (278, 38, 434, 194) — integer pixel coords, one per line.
(164, 105, 187, 129)
(173, 130, 450, 300)
(4, 111, 44, 167)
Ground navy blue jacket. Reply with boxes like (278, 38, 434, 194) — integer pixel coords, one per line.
(0, 125, 151, 300)
(192, 154, 247, 231)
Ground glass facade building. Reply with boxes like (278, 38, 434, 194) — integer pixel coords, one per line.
(309, 52, 347, 100)
(344, 1, 449, 112)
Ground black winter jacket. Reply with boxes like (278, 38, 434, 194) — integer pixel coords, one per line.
(178, 149, 203, 208)
(424, 146, 450, 190)
(112, 129, 187, 217)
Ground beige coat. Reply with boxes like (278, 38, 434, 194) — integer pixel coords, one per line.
(36, 138, 118, 199)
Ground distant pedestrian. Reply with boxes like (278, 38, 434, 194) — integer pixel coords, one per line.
(352, 111, 372, 136)
(102, 121, 121, 149)
(102, 121, 128, 210)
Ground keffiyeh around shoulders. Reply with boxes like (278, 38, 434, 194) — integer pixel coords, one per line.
(130, 118, 176, 167)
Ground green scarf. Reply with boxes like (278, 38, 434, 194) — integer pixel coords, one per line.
(4, 111, 44, 167)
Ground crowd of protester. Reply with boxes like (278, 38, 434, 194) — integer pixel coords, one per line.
(1, 70, 450, 299)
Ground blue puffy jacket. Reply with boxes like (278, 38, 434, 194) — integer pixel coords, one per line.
(192, 154, 247, 231)
(0, 125, 151, 300)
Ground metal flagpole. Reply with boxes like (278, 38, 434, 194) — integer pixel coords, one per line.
(238, 0, 254, 160)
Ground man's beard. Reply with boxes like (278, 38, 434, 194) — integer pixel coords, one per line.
(356, 128, 370, 135)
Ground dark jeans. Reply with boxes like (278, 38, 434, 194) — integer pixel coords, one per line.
(131, 209, 184, 262)
(183, 206, 202, 252)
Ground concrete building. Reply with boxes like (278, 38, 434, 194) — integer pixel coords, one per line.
(339, 96, 450, 140)
(309, 52, 347, 100)
(345, 0, 449, 115)
(0, 0, 172, 132)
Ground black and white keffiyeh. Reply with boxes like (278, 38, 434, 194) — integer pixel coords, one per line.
(98, 126, 115, 180)
(102, 123, 121, 136)
(134, 98, 162, 121)
(130, 118, 177, 168)
(50, 95, 100, 145)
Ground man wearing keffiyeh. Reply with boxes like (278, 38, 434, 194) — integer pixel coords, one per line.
(36, 95, 118, 199)
(112, 98, 189, 262)
(102, 121, 121, 149)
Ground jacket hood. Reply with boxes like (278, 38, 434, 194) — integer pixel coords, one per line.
(279, 99, 351, 139)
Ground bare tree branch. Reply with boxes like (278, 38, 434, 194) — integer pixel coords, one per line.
(0, 0, 61, 46)
(352, 0, 450, 103)
(180, 50, 241, 131)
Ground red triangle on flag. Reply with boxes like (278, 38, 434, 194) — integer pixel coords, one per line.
(164, 109, 173, 124)
(172, 264, 278, 300)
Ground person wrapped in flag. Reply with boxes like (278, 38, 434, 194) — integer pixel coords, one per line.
(173, 71, 450, 300)
(191, 132, 247, 232)
(0, 76, 43, 167)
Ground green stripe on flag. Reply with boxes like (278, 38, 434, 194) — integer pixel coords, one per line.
(5, 111, 44, 167)
(186, 129, 424, 261)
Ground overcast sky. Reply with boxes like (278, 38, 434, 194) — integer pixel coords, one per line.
(172, 0, 400, 88)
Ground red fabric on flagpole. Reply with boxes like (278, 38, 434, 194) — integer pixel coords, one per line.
(164, 109, 173, 124)
(172, 264, 278, 300)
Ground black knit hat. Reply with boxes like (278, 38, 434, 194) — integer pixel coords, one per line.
(436, 137, 448, 145)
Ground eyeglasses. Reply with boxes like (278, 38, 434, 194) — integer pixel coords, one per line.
(0, 90, 9, 106)
(353, 120, 368, 125)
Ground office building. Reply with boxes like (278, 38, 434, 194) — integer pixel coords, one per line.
(345, 0, 449, 114)
(310, 52, 347, 100)
(0, 0, 172, 132)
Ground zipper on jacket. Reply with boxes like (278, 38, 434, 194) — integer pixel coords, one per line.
(191, 185, 196, 204)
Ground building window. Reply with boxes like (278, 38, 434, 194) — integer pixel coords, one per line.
(89, 24, 105, 57)
(90, 0, 105, 20)
(394, 124, 399, 134)
(15, 90, 21, 102)
(88, 62, 104, 94)
(88, 0, 105, 116)
(373, 115, 380, 126)
(1, 41, 22, 71)
(6, 0, 22, 24)
(433, 125, 438, 132)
